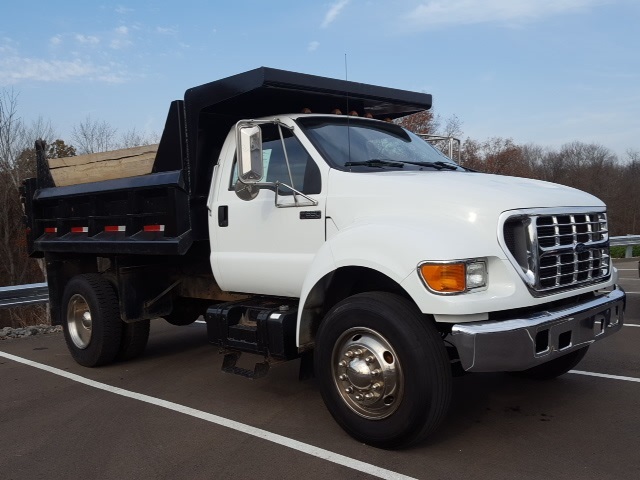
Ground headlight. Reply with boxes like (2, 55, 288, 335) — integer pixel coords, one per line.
(418, 259, 487, 295)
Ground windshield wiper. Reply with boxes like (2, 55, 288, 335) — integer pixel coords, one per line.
(344, 159, 405, 169)
(391, 160, 460, 170)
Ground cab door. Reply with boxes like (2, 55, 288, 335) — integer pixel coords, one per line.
(209, 122, 326, 298)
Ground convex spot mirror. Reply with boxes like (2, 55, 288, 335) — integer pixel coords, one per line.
(237, 125, 263, 184)
(234, 181, 259, 201)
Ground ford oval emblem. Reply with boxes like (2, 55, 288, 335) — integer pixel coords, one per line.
(574, 243, 587, 253)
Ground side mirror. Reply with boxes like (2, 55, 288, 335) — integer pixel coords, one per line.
(236, 125, 263, 184)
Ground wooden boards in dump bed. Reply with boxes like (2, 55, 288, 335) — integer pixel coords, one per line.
(48, 144, 159, 187)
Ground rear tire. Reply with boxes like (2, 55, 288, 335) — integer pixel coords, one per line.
(512, 346, 589, 380)
(62, 274, 123, 367)
(315, 292, 452, 449)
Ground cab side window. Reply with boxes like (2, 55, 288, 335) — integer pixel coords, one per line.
(231, 124, 321, 195)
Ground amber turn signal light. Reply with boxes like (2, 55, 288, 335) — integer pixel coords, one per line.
(419, 263, 466, 293)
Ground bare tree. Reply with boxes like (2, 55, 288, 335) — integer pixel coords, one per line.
(0, 89, 26, 191)
(0, 89, 49, 327)
(395, 110, 440, 135)
(71, 116, 117, 154)
(396, 110, 464, 160)
(460, 137, 530, 177)
(442, 114, 463, 138)
(118, 127, 159, 149)
(519, 143, 546, 175)
(616, 150, 640, 235)
(626, 149, 640, 163)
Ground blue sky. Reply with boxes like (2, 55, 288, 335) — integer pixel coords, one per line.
(1, 0, 639, 158)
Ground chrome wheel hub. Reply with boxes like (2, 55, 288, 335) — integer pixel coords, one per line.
(67, 294, 92, 349)
(332, 327, 403, 419)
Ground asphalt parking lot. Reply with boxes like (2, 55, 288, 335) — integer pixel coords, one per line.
(1, 259, 638, 480)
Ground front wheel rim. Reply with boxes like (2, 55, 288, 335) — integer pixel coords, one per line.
(67, 294, 92, 349)
(331, 327, 404, 419)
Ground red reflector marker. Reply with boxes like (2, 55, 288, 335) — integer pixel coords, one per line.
(104, 225, 126, 232)
(71, 227, 88, 233)
(45, 227, 57, 233)
(143, 224, 165, 232)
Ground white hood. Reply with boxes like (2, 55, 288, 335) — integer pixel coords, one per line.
(326, 170, 603, 230)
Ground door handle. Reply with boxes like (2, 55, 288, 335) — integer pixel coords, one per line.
(218, 206, 228, 227)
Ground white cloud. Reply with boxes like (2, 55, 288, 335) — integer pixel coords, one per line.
(0, 55, 127, 85)
(50, 35, 62, 46)
(322, 0, 350, 28)
(0, 39, 128, 84)
(75, 34, 100, 45)
(156, 26, 178, 35)
(110, 26, 132, 49)
(308, 41, 320, 52)
(115, 5, 133, 14)
(404, 0, 609, 28)
(110, 38, 133, 49)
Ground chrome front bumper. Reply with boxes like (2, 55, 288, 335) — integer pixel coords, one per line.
(449, 286, 625, 372)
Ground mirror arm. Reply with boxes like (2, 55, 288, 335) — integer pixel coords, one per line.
(277, 123, 298, 204)
(274, 182, 318, 208)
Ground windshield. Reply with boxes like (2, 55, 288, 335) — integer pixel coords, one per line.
(297, 116, 462, 172)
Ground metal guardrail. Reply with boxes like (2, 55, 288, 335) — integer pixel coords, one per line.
(0, 235, 639, 309)
(610, 235, 640, 258)
(0, 283, 48, 308)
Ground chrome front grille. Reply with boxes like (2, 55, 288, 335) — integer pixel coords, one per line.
(502, 210, 610, 295)
(536, 214, 607, 249)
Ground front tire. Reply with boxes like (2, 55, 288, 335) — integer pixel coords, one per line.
(62, 274, 123, 367)
(315, 292, 452, 449)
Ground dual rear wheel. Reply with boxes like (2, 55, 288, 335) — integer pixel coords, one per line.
(62, 274, 149, 367)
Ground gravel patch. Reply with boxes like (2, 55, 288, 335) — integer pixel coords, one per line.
(0, 325, 62, 339)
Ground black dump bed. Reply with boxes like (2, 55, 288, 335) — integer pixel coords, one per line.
(22, 67, 432, 257)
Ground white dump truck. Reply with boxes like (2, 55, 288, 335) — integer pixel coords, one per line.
(22, 67, 625, 448)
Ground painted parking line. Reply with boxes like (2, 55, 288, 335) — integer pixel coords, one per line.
(0, 350, 415, 480)
(570, 370, 640, 383)
(626, 324, 640, 328)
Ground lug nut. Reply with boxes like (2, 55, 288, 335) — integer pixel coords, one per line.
(338, 374, 347, 381)
(355, 394, 363, 401)
(345, 387, 353, 394)
(339, 360, 347, 367)
(365, 356, 374, 364)
(354, 349, 363, 356)
(364, 393, 373, 400)
(372, 382, 382, 391)
(345, 351, 354, 358)
(372, 369, 381, 376)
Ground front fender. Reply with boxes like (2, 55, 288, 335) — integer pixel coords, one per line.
(296, 217, 506, 347)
